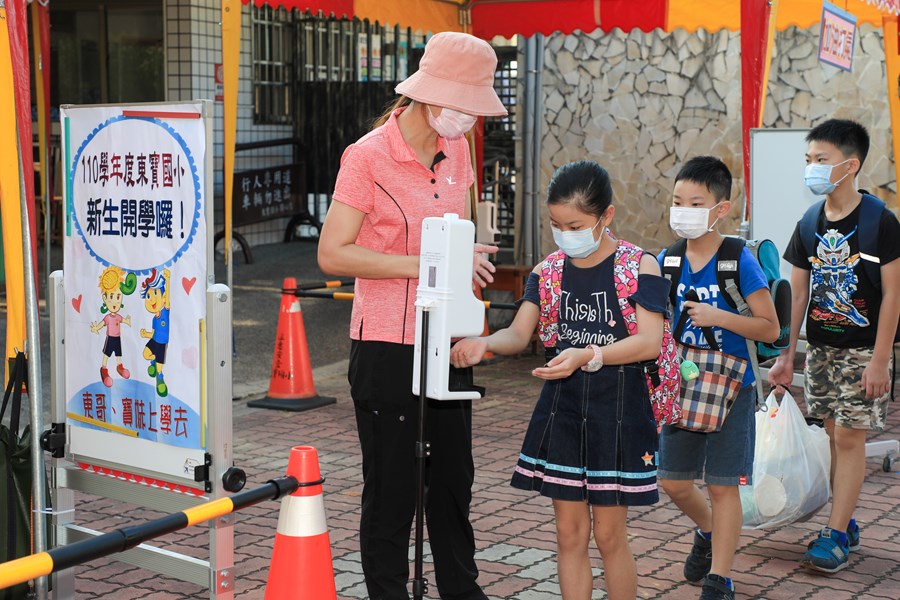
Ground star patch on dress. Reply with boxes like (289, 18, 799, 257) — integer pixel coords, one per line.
(641, 451, 654, 466)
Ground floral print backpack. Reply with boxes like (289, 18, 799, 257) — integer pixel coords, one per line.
(536, 236, 682, 426)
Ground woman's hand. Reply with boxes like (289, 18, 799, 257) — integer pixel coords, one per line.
(473, 243, 499, 288)
(531, 347, 591, 380)
(683, 300, 723, 329)
(450, 337, 489, 368)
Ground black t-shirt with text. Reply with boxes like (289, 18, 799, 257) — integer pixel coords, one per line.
(783, 202, 900, 348)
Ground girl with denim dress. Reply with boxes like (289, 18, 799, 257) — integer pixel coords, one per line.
(451, 160, 669, 600)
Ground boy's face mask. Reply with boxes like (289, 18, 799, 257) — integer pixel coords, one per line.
(804, 159, 851, 196)
(669, 203, 721, 240)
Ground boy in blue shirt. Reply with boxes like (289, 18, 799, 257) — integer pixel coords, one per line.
(768, 119, 900, 574)
(658, 156, 779, 600)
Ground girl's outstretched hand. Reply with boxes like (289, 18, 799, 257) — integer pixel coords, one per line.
(450, 337, 488, 369)
(531, 347, 590, 380)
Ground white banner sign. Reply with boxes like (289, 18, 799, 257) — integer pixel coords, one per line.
(62, 103, 207, 452)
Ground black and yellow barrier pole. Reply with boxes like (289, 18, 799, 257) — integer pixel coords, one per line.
(0, 476, 299, 591)
(290, 279, 354, 292)
(295, 290, 357, 302)
(293, 289, 518, 311)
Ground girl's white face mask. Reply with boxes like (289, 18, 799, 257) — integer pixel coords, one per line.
(669, 203, 722, 240)
(551, 219, 603, 258)
(428, 108, 478, 139)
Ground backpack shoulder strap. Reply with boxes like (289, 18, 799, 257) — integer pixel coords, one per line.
(858, 192, 886, 289)
(661, 238, 687, 309)
(716, 236, 766, 405)
(537, 250, 566, 348)
(716, 236, 746, 313)
(613, 240, 643, 337)
(799, 199, 826, 261)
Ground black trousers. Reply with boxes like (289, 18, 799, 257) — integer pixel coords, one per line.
(349, 340, 487, 600)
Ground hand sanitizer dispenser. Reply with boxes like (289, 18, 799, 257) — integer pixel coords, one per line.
(412, 213, 485, 400)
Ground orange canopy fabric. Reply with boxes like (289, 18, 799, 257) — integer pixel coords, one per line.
(468, 0, 896, 39)
(243, 1, 895, 36)
(669, 0, 893, 33)
(353, 0, 460, 32)
(241, 0, 461, 32)
(241, 0, 353, 18)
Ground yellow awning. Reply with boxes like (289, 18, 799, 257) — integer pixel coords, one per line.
(244, 0, 462, 32)
(353, 0, 461, 32)
(669, 0, 891, 33)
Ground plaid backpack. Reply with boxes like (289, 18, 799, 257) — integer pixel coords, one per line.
(536, 236, 682, 426)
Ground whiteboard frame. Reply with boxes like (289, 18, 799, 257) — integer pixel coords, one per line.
(748, 127, 818, 280)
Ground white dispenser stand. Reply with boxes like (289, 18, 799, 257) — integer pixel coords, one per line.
(410, 213, 486, 600)
(412, 213, 485, 400)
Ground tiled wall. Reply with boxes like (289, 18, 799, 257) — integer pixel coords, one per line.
(165, 0, 295, 247)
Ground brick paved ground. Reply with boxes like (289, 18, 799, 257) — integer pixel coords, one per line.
(67, 354, 900, 599)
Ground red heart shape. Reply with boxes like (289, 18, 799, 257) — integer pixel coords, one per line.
(72, 294, 83, 313)
(182, 277, 197, 295)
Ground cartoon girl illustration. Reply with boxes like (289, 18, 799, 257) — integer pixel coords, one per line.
(139, 268, 171, 397)
(90, 266, 136, 387)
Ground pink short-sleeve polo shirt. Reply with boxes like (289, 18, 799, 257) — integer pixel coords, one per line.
(332, 107, 475, 345)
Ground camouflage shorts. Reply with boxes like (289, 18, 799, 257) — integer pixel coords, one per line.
(805, 345, 891, 431)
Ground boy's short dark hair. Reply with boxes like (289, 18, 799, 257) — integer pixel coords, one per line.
(675, 156, 732, 202)
(806, 119, 870, 167)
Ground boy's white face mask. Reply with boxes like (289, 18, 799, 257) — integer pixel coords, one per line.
(669, 203, 721, 240)
(804, 159, 851, 196)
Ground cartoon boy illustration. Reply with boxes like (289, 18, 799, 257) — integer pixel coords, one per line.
(140, 268, 171, 397)
(90, 266, 135, 387)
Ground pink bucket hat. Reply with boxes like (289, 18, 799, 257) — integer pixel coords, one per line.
(395, 32, 508, 117)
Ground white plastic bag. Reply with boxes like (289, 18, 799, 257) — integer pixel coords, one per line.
(741, 390, 831, 529)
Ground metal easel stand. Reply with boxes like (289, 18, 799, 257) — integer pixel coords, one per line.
(412, 306, 431, 600)
(47, 275, 240, 598)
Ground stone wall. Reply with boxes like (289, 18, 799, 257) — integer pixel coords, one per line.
(538, 25, 894, 256)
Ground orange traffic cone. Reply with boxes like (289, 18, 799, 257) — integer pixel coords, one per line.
(248, 278, 336, 411)
(264, 446, 336, 600)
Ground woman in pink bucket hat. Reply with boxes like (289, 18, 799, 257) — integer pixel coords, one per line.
(318, 32, 506, 600)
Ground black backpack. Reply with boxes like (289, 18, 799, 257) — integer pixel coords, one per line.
(798, 191, 885, 289)
(798, 191, 900, 344)
(662, 236, 792, 401)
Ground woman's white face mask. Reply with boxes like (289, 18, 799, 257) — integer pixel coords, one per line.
(669, 203, 722, 239)
(428, 108, 478, 139)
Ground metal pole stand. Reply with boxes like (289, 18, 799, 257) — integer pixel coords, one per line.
(412, 307, 431, 600)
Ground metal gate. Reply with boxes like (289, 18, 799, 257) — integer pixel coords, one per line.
(292, 15, 427, 220)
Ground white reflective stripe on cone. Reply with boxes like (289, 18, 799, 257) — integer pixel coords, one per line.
(276, 495, 328, 537)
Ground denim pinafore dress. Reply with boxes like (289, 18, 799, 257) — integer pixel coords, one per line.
(511, 254, 661, 506)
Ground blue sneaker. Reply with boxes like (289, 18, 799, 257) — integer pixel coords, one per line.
(801, 528, 850, 573)
(699, 574, 735, 600)
(848, 519, 860, 551)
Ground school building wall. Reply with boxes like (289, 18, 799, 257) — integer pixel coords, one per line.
(537, 24, 894, 257)
(165, 0, 293, 248)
